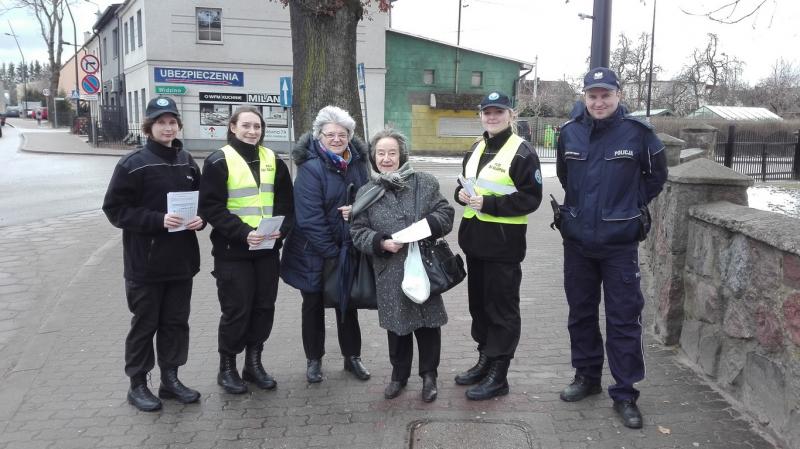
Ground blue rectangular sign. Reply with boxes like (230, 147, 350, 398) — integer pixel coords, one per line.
(279, 76, 292, 108)
(154, 67, 244, 87)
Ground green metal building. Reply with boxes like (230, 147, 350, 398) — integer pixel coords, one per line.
(384, 29, 533, 152)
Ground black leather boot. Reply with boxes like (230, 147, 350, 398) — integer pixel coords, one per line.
(384, 379, 407, 399)
(158, 367, 200, 403)
(613, 399, 643, 429)
(559, 374, 602, 402)
(306, 359, 323, 384)
(217, 354, 247, 394)
(454, 351, 490, 385)
(242, 345, 277, 390)
(421, 372, 438, 403)
(128, 374, 162, 412)
(465, 359, 510, 401)
(343, 355, 370, 381)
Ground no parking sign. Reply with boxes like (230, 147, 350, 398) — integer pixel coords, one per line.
(81, 75, 101, 95)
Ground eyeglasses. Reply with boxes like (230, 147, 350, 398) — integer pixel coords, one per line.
(321, 132, 349, 141)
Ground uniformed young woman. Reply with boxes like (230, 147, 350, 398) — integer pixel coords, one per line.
(453, 92, 542, 400)
(199, 106, 294, 394)
(103, 96, 203, 412)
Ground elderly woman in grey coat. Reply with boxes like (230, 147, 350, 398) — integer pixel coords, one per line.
(350, 128, 454, 402)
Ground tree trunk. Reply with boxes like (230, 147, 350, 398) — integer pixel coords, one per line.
(289, 0, 365, 140)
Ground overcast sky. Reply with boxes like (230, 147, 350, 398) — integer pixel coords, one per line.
(391, 0, 799, 85)
(1, 0, 797, 86)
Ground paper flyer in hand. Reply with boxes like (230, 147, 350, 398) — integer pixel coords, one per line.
(249, 216, 285, 250)
(391, 218, 432, 243)
(166, 191, 199, 232)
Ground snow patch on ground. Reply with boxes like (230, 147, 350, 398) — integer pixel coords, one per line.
(747, 183, 800, 219)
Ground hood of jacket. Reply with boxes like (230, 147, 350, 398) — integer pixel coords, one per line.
(291, 132, 370, 167)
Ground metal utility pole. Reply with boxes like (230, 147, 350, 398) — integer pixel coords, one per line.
(589, 0, 612, 69)
(5, 23, 28, 118)
(64, 0, 80, 117)
(454, 0, 464, 95)
(646, 0, 657, 118)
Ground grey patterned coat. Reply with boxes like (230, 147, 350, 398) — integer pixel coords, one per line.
(350, 171, 454, 336)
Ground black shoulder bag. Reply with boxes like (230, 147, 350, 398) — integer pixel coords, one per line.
(413, 176, 467, 295)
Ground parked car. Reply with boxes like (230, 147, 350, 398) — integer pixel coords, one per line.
(27, 108, 48, 120)
(4, 107, 20, 118)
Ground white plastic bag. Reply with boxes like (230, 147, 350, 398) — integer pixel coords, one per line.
(402, 241, 430, 304)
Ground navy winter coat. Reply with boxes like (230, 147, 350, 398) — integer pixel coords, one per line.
(280, 132, 370, 293)
(556, 105, 668, 247)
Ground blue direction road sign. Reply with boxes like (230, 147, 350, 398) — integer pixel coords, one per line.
(357, 63, 366, 89)
(279, 76, 292, 108)
(81, 74, 101, 94)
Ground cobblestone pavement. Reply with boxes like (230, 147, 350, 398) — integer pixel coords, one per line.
(0, 160, 784, 449)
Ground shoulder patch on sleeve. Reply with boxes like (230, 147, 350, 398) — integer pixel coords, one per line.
(534, 168, 543, 185)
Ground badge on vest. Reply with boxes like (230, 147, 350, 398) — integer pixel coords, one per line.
(488, 162, 507, 174)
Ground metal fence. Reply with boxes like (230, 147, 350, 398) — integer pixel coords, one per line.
(518, 116, 567, 160)
(713, 124, 800, 181)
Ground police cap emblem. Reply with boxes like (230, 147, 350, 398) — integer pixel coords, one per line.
(488, 92, 500, 100)
(156, 98, 170, 107)
(593, 71, 604, 80)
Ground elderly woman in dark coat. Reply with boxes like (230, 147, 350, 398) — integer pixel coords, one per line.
(350, 128, 454, 402)
(280, 105, 372, 384)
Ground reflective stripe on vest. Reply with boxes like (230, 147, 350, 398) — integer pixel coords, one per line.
(462, 134, 527, 224)
(222, 145, 276, 228)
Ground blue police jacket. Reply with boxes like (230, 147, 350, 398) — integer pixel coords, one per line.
(556, 104, 668, 247)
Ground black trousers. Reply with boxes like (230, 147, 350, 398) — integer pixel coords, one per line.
(466, 256, 522, 361)
(124, 278, 192, 378)
(213, 254, 279, 356)
(387, 327, 441, 380)
(300, 291, 361, 360)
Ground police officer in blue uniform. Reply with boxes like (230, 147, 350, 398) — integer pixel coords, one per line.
(555, 68, 667, 429)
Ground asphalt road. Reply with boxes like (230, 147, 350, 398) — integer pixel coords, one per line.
(0, 124, 119, 227)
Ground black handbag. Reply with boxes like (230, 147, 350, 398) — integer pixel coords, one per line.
(412, 176, 466, 296)
(323, 246, 377, 311)
(419, 238, 466, 295)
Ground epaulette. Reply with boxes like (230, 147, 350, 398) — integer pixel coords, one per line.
(622, 114, 655, 130)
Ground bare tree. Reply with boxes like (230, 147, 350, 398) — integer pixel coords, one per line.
(610, 32, 660, 111)
(753, 58, 800, 115)
(277, 0, 391, 138)
(681, 0, 777, 24)
(516, 78, 578, 118)
(7, 0, 67, 126)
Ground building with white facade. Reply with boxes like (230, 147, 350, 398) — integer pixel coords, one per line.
(94, 0, 387, 152)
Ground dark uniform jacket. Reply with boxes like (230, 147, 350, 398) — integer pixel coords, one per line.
(280, 132, 370, 293)
(454, 127, 543, 263)
(556, 105, 668, 247)
(102, 138, 201, 282)
(199, 136, 294, 260)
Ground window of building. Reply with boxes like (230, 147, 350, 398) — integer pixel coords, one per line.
(423, 69, 435, 85)
(471, 71, 483, 87)
(112, 28, 119, 58)
(129, 17, 135, 52)
(123, 22, 128, 54)
(136, 10, 143, 47)
(197, 8, 222, 42)
(140, 88, 146, 119)
(133, 90, 139, 123)
(102, 37, 107, 65)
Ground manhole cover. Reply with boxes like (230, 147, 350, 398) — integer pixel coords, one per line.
(409, 419, 534, 449)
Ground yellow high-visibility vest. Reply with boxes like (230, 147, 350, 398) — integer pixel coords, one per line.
(463, 134, 527, 224)
(222, 145, 276, 228)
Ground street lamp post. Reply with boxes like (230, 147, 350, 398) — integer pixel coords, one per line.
(589, 0, 612, 69)
(64, 0, 80, 118)
(5, 23, 28, 119)
(646, 0, 657, 118)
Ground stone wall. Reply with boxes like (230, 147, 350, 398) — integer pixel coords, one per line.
(678, 201, 800, 448)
